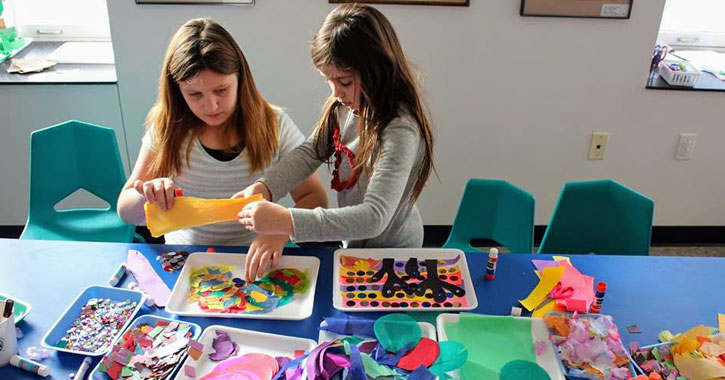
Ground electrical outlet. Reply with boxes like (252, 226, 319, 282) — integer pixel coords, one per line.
(675, 133, 696, 160)
(588, 132, 609, 160)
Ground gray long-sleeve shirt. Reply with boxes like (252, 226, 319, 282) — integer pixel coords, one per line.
(261, 106, 425, 248)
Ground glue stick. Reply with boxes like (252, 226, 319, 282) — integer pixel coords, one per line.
(485, 247, 499, 280)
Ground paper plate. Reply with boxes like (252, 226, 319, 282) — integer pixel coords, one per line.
(333, 248, 478, 312)
(437, 313, 565, 380)
(0, 291, 32, 324)
(87, 314, 201, 380)
(166, 252, 319, 320)
(41, 285, 145, 356)
(172, 325, 317, 380)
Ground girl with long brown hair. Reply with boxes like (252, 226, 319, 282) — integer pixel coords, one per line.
(236, 4, 435, 280)
(118, 18, 327, 261)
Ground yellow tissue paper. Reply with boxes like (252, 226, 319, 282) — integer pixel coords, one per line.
(519, 266, 565, 311)
(144, 194, 264, 237)
(532, 298, 566, 319)
(719, 313, 725, 333)
(674, 353, 725, 380)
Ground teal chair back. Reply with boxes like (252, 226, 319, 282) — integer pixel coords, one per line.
(538, 179, 654, 255)
(21, 120, 135, 242)
(443, 179, 535, 253)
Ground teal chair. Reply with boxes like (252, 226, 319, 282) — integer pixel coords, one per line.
(20, 120, 136, 242)
(443, 179, 535, 253)
(538, 179, 654, 255)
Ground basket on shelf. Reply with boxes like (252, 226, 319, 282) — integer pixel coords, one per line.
(658, 60, 700, 87)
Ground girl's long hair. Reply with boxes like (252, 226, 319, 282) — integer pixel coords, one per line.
(146, 18, 278, 177)
(310, 4, 435, 202)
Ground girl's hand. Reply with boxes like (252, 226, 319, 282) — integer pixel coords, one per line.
(133, 178, 177, 211)
(244, 234, 287, 282)
(232, 181, 272, 201)
(238, 201, 294, 236)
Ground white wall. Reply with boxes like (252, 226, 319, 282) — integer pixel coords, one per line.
(104, 0, 724, 227)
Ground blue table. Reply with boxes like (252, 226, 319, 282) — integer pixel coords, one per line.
(0, 238, 723, 379)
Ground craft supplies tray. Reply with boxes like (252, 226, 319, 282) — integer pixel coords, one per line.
(544, 312, 636, 380)
(658, 60, 701, 87)
(437, 313, 565, 380)
(0, 291, 32, 324)
(172, 325, 317, 380)
(88, 314, 201, 380)
(629, 341, 674, 376)
(166, 252, 319, 320)
(333, 248, 478, 312)
(41, 285, 145, 356)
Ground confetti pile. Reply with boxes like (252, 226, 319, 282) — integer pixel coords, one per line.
(630, 324, 725, 380)
(188, 265, 309, 314)
(156, 251, 189, 272)
(545, 313, 631, 380)
(57, 298, 137, 352)
(98, 319, 193, 380)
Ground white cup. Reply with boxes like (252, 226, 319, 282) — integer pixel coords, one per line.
(0, 300, 18, 367)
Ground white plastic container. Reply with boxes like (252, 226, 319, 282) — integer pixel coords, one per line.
(658, 60, 700, 87)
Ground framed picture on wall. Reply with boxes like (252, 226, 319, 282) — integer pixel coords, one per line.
(329, 0, 469, 6)
(520, 0, 632, 19)
(136, 0, 253, 4)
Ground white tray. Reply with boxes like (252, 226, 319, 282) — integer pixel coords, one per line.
(333, 249, 478, 312)
(172, 325, 317, 380)
(318, 320, 437, 343)
(436, 313, 565, 380)
(166, 252, 319, 320)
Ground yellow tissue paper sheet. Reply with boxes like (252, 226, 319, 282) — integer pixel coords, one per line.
(674, 353, 725, 380)
(519, 266, 565, 311)
(532, 298, 566, 319)
(144, 194, 264, 237)
(719, 313, 725, 333)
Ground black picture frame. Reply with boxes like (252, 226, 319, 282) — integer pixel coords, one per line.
(329, 0, 469, 6)
(136, 0, 253, 4)
(520, 0, 633, 19)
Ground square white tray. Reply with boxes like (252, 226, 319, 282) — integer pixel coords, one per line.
(436, 313, 565, 380)
(172, 325, 317, 380)
(166, 252, 319, 320)
(333, 249, 478, 312)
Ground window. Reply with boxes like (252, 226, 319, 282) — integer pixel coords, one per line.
(6, 0, 111, 41)
(658, 0, 725, 49)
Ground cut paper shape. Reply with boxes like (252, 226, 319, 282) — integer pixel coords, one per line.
(554, 264, 595, 313)
(145, 194, 264, 237)
(127, 250, 171, 307)
(500, 360, 551, 380)
(209, 330, 238, 362)
(532, 260, 565, 278)
(185, 365, 196, 377)
(443, 314, 537, 379)
(719, 313, 725, 333)
(552, 256, 571, 265)
(519, 266, 565, 311)
(320, 316, 376, 339)
(397, 337, 440, 371)
(428, 340, 468, 376)
(373, 314, 422, 352)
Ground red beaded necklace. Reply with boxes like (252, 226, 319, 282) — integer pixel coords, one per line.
(330, 123, 360, 192)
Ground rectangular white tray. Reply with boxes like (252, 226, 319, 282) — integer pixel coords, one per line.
(436, 313, 565, 380)
(172, 325, 317, 380)
(333, 248, 478, 312)
(166, 252, 319, 320)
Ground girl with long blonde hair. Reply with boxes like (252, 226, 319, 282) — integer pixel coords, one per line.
(118, 18, 327, 264)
